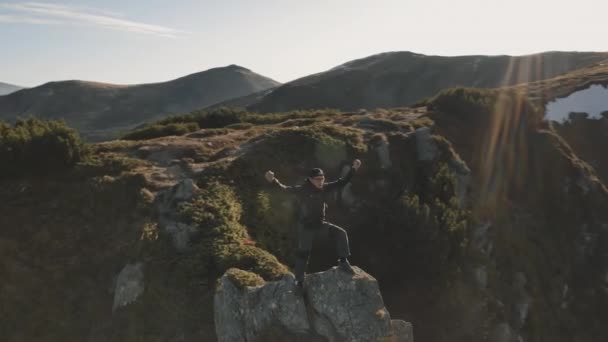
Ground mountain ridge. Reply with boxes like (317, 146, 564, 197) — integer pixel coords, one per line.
(215, 51, 608, 112)
(0, 82, 23, 96)
(0, 65, 280, 141)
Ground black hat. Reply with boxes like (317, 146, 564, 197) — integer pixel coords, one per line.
(308, 168, 324, 178)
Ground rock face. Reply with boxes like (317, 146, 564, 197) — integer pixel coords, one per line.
(156, 179, 199, 251)
(214, 266, 413, 342)
(414, 127, 438, 161)
(374, 139, 393, 169)
(112, 262, 144, 312)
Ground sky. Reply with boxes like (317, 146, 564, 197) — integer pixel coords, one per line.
(545, 85, 608, 122)
(1, 0, 607, 87)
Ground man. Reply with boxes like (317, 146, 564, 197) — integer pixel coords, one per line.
(265, 159, 362, 288)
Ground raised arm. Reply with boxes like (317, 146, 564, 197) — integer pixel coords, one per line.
(323, 159, 361, 192)
(265, 170, 302, 194)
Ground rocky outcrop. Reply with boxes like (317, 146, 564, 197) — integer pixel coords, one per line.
(214, 266, 413, 342)
(112, 262, 144, 312)
(414, 127, 438, 162)
(156, 179, 199, 251)
(374, 139, 393, 169)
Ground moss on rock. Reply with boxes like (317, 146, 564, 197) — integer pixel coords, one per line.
(224, 268, 265, 289)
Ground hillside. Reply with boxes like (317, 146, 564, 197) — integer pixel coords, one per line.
(2, 86, 608, 341)
(217, 51, 608, 112)
(0, 82, 23, 96)
(0, 65, 280, 141)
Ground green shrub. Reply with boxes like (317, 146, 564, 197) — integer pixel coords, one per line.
(179, 182, 289, 281)
(431, 135, 469, 174)
(123, 108, 344, 141)
(122, 107, 252, 140)
(159, 107, 247, 128)
(122, 122, 199, 140)
(429, 87, 544, 212)
(159, 108, 339, 129)
(226, 122, 254, 130)
(0, 118, 85, 178)
(193, 107, 245, 128)
(215, 244, 289, 280)
(79, 152, 150, 178)
(362, 161, 471, 282)
(428, 87, 541, 128)
(245, 190, 296, 261)
(244, 110, 333, 125)
(429, 87, 497, 119)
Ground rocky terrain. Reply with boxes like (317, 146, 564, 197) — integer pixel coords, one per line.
(2, 50, 608, 341)
(2, 84, 607, 341)
(214, 267, 413, 342)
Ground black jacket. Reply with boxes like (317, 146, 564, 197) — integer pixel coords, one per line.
(271, 167, 356, 225)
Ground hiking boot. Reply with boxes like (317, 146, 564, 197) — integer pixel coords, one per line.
(338, 258, 356, 275)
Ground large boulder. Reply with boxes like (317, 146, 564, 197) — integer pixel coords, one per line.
(214, 266, 413, 342)
(414, 127, 438, 161)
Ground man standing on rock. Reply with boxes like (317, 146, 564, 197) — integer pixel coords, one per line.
(265, 159, 362, 288)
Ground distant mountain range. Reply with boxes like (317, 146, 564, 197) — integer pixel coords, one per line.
(220, 51, 608, 112)
(0, 65, 280, 141)
(2, 51, 607, 141)
(0, 82, 23, 96)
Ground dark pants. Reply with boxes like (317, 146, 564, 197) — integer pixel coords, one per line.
(294, 221, 351, 282)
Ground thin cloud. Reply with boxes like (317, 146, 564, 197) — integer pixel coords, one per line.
(0, 14, 64, 25)
(0, 2, 188, 38)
